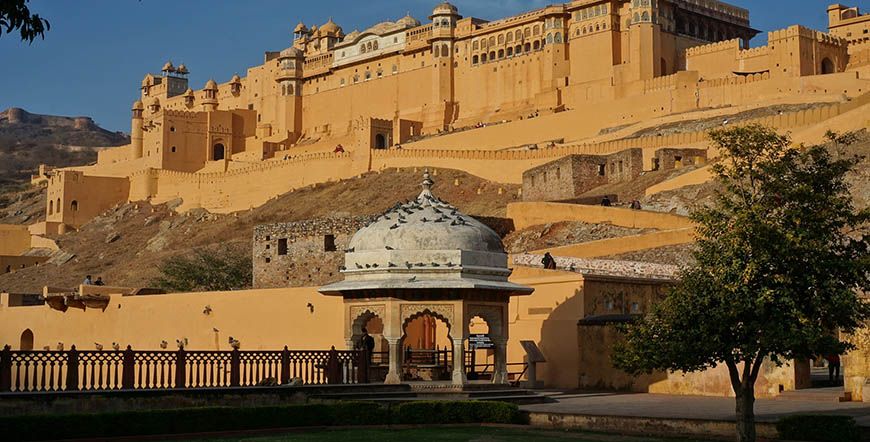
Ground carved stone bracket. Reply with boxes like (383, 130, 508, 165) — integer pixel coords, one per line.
(400, 303, 455, 328)
(350, 304, 385, 322)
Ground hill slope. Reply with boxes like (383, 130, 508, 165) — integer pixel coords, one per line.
(0, 107, 129, 189)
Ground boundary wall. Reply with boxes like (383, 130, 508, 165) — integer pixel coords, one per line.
(507, 202, 695, 230)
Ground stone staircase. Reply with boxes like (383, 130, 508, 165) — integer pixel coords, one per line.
(775, 387, 851, 403)
(309, 382, 549, 404)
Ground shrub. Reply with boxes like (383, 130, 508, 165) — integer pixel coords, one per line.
(151, 244, 252, 292)
(776, 414, 860, 442)
(0, 400, 524, 441)
(393, 401, 525, 425)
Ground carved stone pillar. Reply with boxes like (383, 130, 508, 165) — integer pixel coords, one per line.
(451, 337, 467, 385)
(492, 337, 508, 384)
(385, 337, 402, 384)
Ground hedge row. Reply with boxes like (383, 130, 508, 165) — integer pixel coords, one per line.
(776, 415, 860, 442)
(0, 401, 526, 441)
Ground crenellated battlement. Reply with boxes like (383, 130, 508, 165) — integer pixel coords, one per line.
(685, 39, 741, 57)
(736, 45, 769, 59)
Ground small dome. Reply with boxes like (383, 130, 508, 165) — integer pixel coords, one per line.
(231, 74, 241, 83)
(176, 64, 189, 74)
(320, 18, 342, 36)
(183, 88, 194, 97)
(204, 79, 218, 90)
(432, 2, 459, 16)
(279, 46, 303, 58)
(162, 61, 175, 72)
(343, 30, 360, 42)
(348, 171, 504, 254)
(398, 14, 421, 28)
(293, 21, 308, 33)
(132, 100, 144, 110)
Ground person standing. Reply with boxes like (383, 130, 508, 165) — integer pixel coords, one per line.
(825, 353, 841, 383)
(83, 275, 93, 285)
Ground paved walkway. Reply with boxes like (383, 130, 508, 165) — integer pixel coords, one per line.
(521, 391, 870, 426)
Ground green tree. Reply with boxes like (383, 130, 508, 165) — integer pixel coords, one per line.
(0, 0, 49, 43)
(152, 246, 252, 293)
(613, 125, 870, 442)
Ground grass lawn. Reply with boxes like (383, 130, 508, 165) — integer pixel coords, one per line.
(183, 426, 704, 442)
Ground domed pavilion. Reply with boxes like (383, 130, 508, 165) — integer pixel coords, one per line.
(320, 171, 532, 385)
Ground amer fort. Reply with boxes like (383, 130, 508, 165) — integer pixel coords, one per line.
(2, 0, 870, 438)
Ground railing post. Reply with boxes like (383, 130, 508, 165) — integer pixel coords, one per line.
(0, 345, 11, 392)
(280, 346, 290, 385)
(175, 348, 186, 389)
(357, 348, 369, 384)
(121, 346, 135, 390)
(65, 345, 80, 391)
(326, 346, 341, 384)
(230, 348, 240, 387)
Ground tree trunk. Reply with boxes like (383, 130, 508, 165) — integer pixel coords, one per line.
(734, 385, 756, 442)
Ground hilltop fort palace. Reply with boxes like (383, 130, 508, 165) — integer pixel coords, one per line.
(4, 1, 870, 401)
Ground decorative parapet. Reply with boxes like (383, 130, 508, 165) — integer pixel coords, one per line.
(685, 38, 741, 57)
(513, 254, 680, 281)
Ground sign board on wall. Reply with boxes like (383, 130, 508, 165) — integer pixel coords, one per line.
(469, 334, 493, 349)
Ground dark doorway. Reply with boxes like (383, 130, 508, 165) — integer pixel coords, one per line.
(374, 134, 387, 149)
(821, 58, 835, 75)
(324, 234, 336, 252)
(20, 329, 34, 350)
(213, 143, 226, 160)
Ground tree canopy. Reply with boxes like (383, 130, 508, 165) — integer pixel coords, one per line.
(0, 0, 49, 43)
(613, 125, 869, 442)
(152, 246, 252, 293)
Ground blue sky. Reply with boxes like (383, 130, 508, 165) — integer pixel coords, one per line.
(0, 0, 854, 132)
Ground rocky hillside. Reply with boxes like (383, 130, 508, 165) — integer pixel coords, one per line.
(0, 107, 129, 190)
(0, 168, 520, 293)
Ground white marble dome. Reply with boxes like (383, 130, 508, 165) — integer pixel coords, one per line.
(348, 173, 503, 254)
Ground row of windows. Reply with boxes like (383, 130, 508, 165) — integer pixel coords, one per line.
(48, 199, 78, 215)
(472, 40, 543, 64)
(574, 3, 609, 21)
(472, 25, 541, 51)
(575, 22, 609, 35)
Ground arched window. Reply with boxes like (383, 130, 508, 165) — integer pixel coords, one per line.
(498, 49, 505, 58)
(489, 51, 495, 60)
(533, 25, 540, 35)
(596, 24, 600, 31)
(360, 44, 367, 54)
(56, 198, 60, 212)
(506, 32, 513, 43)
(641, 11, 650, 22)
(472, 55, 479, 64)
(353, 74, 359, 83)
(473, 40, 479, 50)
(507, 47, 513, 56)
(533, 40, 540, 50)
(498, 34, 504, 44)
(372, 41, 378, 50)
(20, 329, 33, 351)
(365, 70, 371, 80)
(374, 133, 387, 149)
(515, 44, 522, 54)
(582, 9, 588, 19)
(524, 27, 531, 37)
(515, 30, 522, 40)
(441, 44, 449, 57)
(634, 13, 640, 23)
(481, 53, 488, 63)
(392, 64, 398, 74)
(546, 33, 553, 44)
(555, 33, 563, 43)
(288, 84, 294, 95)
(48, 200, 53, 215)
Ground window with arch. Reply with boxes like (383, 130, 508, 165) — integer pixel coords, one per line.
(506, 32, 513, 43)
(48, 200, 53, 215)
(634, 13, 640, 23)
(70, 200, 78, 212)
(473, 54, 479, 64)
(533, 40, 540, 50)
(546, 33, 553, 44)
(524, 27, 531, 37)
(489, 50, 495, 60)
(582, 9, 588, 19)
(20, 329, 33, 351)
(533, 25, 540, 35)
(498, 34, 504, 44)
(340, 78, 346, 86)
(365, 71, 371, 80)
(372, 41, 378, 50)
(515, 44, 522, 54)
(392, 64, 398, 74)
(56, 198, 60, 212)
(481, 53, 488, 63)
(595, 24, 600, 31)
(507, 47, 513, 57)
(441, 44, 448, 57)
(488, 36, 495, 46)
(525, 42, 531, 52)
(376, 68, 383, 77)
(360, 44, 367, 53)
(473, 40, 479, 50)
(554, 33, 563, 43)
(353, 74, 359, 83)
(515, 30, 522, 40)
(498, 49, 504, 58)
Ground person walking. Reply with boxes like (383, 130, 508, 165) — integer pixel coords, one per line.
(825, 353, 841, 383)
(542, 252, 557, 270)
(601, 196, 612, 207)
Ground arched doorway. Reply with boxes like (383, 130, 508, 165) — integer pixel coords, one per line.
(402, 310, 452, 381)
(467, 315, 491, 380)
(374, 134, 387, 149)
(213, 143, 226, 160)
(821, 58, 835, 75)
(20, 329, 34, 350)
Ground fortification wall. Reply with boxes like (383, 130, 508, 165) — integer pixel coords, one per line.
(0, 225, 32, 256)
(508, 202, 694, 230)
